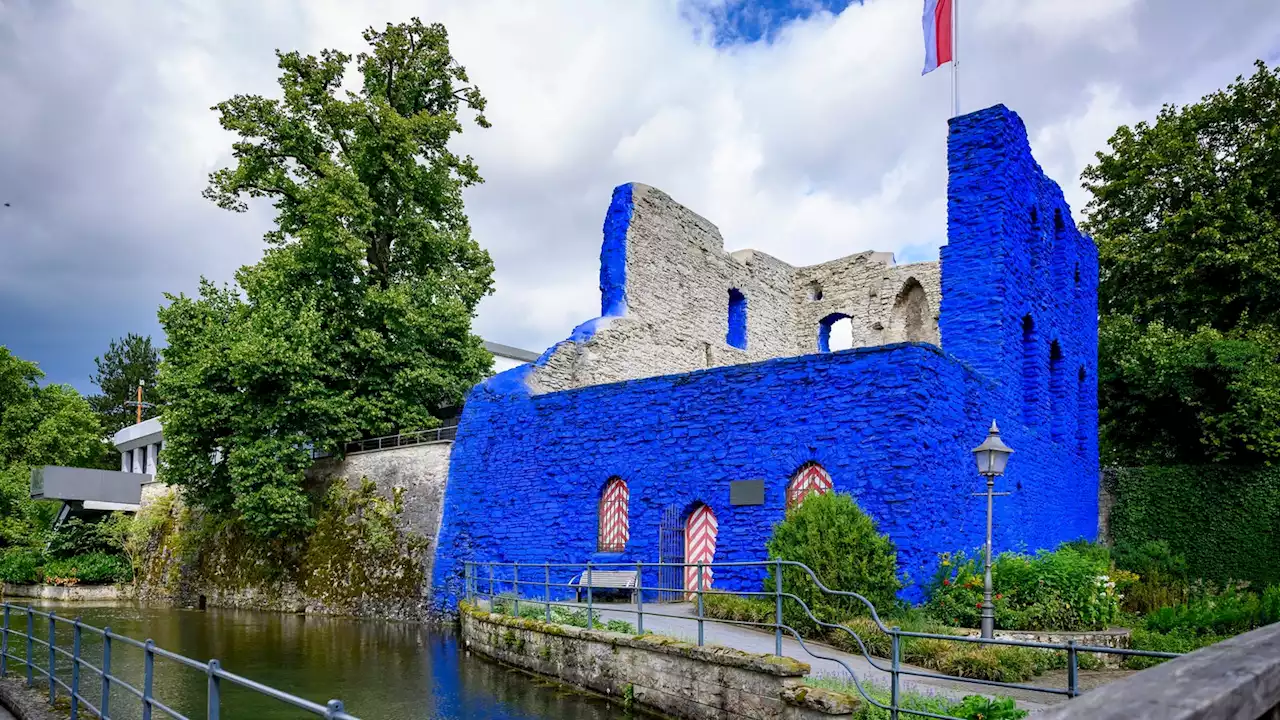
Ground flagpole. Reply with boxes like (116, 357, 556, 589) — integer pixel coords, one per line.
(951, 0, 960, 117)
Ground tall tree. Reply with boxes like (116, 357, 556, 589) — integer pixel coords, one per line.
(1082, 60, 1280, 464)
(158, 18, 494, 539)
(0, 347, 106, 547)
(88, 333, 162, 435)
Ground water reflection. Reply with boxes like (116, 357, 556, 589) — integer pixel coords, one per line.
(8, 603, 628, 720)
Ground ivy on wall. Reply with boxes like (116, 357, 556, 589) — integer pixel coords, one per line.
(1106, 466, 1280, 588)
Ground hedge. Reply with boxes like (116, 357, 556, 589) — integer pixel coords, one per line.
(1105, 466, 1280, 589)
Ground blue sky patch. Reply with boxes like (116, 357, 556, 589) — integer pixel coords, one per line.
(682, 0, 857, 46)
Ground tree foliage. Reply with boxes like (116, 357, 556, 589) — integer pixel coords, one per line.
(88, 333, 162, 435)
(0, 347, 106, 548)
(158, 18, 494, 539)
(1082, 60, 1280, 464)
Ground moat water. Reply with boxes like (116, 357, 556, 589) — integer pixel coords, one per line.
(10, 602, 629, 720)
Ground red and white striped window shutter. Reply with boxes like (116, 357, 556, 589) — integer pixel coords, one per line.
(787, 463, 833, 510)
(684, 504, 718, 596)
(598, 478, 629, 552)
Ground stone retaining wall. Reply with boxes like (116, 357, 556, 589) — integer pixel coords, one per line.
(956, 628, 1131, 669)
(2, 584, 135, 602)
(459, 603, 857, 720)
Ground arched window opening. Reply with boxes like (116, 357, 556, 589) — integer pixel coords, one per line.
(818, 313, 855, 352)
(598, 477, 629, 553)
(889, 278, 938, 344)
(1049, 341, 1067, 443)
(1021, 315, 1039, 425)
(1076, 366, 1089, 455)
(684, 504, 718, 596)
(787, 463, 833, 510)
(727, 289, 748, 350)
(807, 281, 824, 302)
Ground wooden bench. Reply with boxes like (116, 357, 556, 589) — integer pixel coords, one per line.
(571, 570, 639, 603)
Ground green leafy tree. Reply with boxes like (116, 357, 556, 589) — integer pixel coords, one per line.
(88, 333, 162, 435)
(1082, 60, 1280, 464)
(0, 347, 106, 547)
(158, 18, 494, 539)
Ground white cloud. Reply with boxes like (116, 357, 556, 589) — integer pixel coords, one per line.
(2, 0, 1279, 387)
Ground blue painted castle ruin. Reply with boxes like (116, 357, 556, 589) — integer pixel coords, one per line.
(432, 105, 1100, 605)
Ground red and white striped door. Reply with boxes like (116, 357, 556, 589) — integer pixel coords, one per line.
(598, 478, 629, 552)
(684, 504, 717, 598)
(787, 464, 833, 509)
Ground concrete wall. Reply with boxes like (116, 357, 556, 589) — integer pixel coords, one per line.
(459, 604, 856, 720)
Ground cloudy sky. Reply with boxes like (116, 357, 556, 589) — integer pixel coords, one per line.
(2, 0, 1278, 393)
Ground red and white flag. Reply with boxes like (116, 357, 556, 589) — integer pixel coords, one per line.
(921, 0, 954, 75)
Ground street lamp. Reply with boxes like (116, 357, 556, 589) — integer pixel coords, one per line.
(971, 420, 1013, 639)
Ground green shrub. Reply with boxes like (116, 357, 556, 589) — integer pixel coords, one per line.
(45, 514, 132, 559)
(925, 544, 1121, 631)
(40, 553, 132, 585)
(1142, 585, 1277, 637)
(951, 695, 1027, 720)
(701, 592, 774, 624)
(764, 492, 899, 624)
(802, 675, 1027, 720)
(0, 548, 42, 584)
(1111, 539, 1189, 613)
(1126, 627, 1225, 669)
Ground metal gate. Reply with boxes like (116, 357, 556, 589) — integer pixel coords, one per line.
(656, 504, 684, 602)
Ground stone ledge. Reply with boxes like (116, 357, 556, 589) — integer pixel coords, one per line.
(3, 584, 135, 602)
(460, 602, 810, 676)
(780, 686, 860, 715)
(0, 676, 64, 720)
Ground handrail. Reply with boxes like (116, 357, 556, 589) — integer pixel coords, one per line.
(0, 603, 360, 720)
(311, 426, 458, 459)
(463, 558, 1183, 720)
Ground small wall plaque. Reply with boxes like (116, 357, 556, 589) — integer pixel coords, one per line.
(730, 479, 765, 506)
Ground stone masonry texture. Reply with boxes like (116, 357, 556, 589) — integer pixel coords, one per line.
(433, 104, 1099, 609)
(459, 604, 855, 719)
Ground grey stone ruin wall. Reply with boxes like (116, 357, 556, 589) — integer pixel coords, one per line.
(527, 184, 941, 395)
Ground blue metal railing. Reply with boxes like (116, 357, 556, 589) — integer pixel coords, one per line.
(463, 559, 1182, 720)
(0, 603, 360, 720)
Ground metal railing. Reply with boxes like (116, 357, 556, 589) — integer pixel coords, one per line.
(464, 559, 1182, 720)
(310, 426, 458, 459)
(0, 603, 360, 720)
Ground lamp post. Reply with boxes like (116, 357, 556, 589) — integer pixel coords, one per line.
(971, 420, 1013, 640)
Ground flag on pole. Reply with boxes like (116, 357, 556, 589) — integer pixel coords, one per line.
(921, 0, 954, 75)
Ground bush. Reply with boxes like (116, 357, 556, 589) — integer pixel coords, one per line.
(764, 492, 900, 624)
(39, 553, 132, 585)
(45, 514, 132, 559)
(1126, 627, 1226, 670)
(803, 675, 1027, 720)
(1111, 539, 1189, 613)
(925, 544, 1121, 631)
(492, 596, 638, 634)
(701, 592, 774, 624)
(1142, 584, 1280, 637)
(0, 548, 42, 584)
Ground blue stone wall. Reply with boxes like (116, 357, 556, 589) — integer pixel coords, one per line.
(431, 104, 1099, 609)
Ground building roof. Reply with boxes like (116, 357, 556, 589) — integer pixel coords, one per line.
(483, 341, 539, 363)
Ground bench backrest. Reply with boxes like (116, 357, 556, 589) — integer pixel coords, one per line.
(575, 571, 637, 588)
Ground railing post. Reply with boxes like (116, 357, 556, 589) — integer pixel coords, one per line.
(325, 699, 345, 719)
(2, 604, 9, 677)
(47, 611, 55, 705)
(143, 639, 155, 720)
(208, 659, 221, 720)
(636, 561, 644, 635)
(1067, 640, 1079, 698)
(24, 607, 32, 687)
(890, 627, 901, 720)
(586, 562, 594, 630)
(774, 558, 783, 656)
(100, 630, 112, 719)
(488, 563, 495, 606)
(544, 563, 551, 624)
(513, 562, 520, 617)
(464, 562, 472, 604)
(696, 563, 705, 647)
(71, 619, 82, 720)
